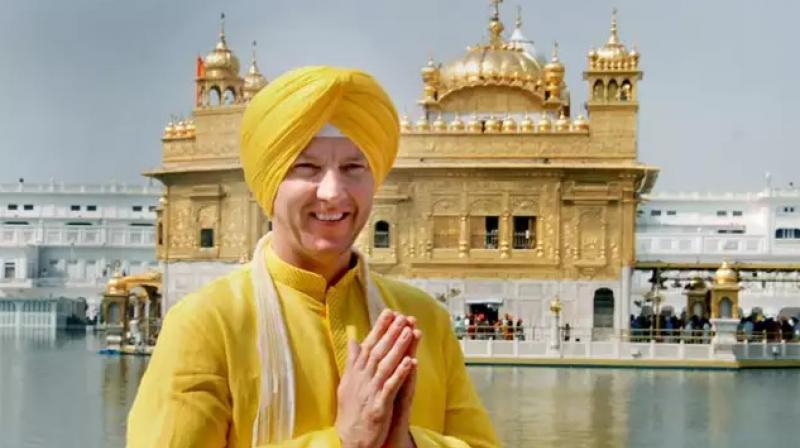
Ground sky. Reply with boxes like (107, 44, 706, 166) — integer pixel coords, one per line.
(0, 0, 797, 193)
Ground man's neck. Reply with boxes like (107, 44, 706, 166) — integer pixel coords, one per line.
(269, 234, 353, 286)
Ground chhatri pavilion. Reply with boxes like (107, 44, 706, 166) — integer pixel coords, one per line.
(145, 3, 658, 333)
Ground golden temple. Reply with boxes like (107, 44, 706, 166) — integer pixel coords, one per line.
(145, 4, 659, 331)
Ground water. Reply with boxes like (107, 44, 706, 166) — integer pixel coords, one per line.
(1, 332, 799, 447)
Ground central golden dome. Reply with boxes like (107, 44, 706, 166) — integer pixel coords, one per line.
(439, 44, 541, 90)
(418, 2, 569, 113)
(431, 2, 547, 104)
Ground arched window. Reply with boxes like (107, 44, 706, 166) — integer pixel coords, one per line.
(606, 80, 619, 101)
(208, 87, 221, 106)
(719, 297, 733, 319)
(620, 80, 632, 101)
(223, 88, 236, 105)
(593, 288, 615, 328)
(108, 303, 120, 324)
(692, 301, 705, 319)
(374, 220, 390, 248)
(592, 80, 604, 100)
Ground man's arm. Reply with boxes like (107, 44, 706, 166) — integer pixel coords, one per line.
(127, 299, 232, 448)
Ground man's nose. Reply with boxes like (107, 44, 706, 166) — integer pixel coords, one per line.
(316, 167, 345, 202)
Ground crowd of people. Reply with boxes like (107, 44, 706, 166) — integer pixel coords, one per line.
(629, 310, 800, 343)
(453, 313, 525, 340)
(739, 313, 800, 342)
(449, 306, 800, 345)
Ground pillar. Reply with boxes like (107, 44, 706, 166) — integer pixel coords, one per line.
(500, 212, 511, 258)
(619, 265, 631, 331)
(458, 215, 468, 258)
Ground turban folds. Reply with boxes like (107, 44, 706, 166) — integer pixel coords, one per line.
(240, 66, 399, 216)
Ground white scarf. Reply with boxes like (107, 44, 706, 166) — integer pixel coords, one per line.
(249, 233, 387, 445)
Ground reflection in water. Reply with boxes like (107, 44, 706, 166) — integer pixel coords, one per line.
(1, 331, 800, 447)
(0, 330, 149, 448)
(471, 367, 800, 447)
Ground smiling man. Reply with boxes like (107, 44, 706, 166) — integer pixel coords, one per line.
(127, 66, 498, 447)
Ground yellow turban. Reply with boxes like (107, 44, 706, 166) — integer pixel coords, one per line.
(240, 66, 399, 216)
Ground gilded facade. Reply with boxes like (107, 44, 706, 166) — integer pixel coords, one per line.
(146, 6, 658, 332)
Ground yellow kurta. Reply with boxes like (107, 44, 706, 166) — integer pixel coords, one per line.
(127, 247, 499, 447)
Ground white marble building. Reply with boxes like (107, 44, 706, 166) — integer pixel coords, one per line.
(0, 181, 161, 323)
(633, 183, 800, 318)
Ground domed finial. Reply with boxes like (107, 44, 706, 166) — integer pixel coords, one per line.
(219, 13, 226, 42)
(551, 41, 560, 62)
(243, 39, 268, 98)
(248, 40, 260, 74)
(488, 0, 505, 45)
(608, 8, 620, 45)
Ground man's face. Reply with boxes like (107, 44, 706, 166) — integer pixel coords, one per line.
(271, 137, 375, 261)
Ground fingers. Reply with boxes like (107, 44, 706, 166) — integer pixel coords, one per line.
(406, 328, 422, 359)
(396, 330, 421, 410)
(346, 338, 360, 370)
(372, 325, 415, 386)
(399, 362, 417, 410)
(355, 309, 395, 369)
(378, 355, 416, 408)
(366, 315, 411, 374)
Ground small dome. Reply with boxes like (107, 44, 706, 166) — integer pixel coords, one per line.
(466, 114, 482, 133)
(484, 116, 501, 133)
(432, 114, 447, 132)
(414, 115, 430, 132)
(537, 113, 552, 132)
(449, 114, 465, 132)
(572, 114, 589, 132)
(544, 43, 565, 74)
(501, 116, 517, 133)
(203, 15, 240, 79)
(105, 272, 126, 295)
(555, 111, 570, 132)
(596, 9, 631, 61)
(421, 56, 439, 81)
(687, 276, 706, 290)
(519, 114, 535, 132)
(400, 115, 412, 133)
(714, 261, 739, 285)
(163, 121, 175, 139)
(243, 42, 268, 98)
(174, 120, 187, 137)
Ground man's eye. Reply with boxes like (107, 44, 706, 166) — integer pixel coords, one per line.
(342, 163, 366, 172)
(293, 163, 318, 171)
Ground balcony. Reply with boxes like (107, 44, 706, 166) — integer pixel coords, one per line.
(0, 225, 155, 248)
(511, 232, 535, 250)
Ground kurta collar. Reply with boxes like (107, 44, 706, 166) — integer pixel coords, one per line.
(265, 243, 361, 303)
